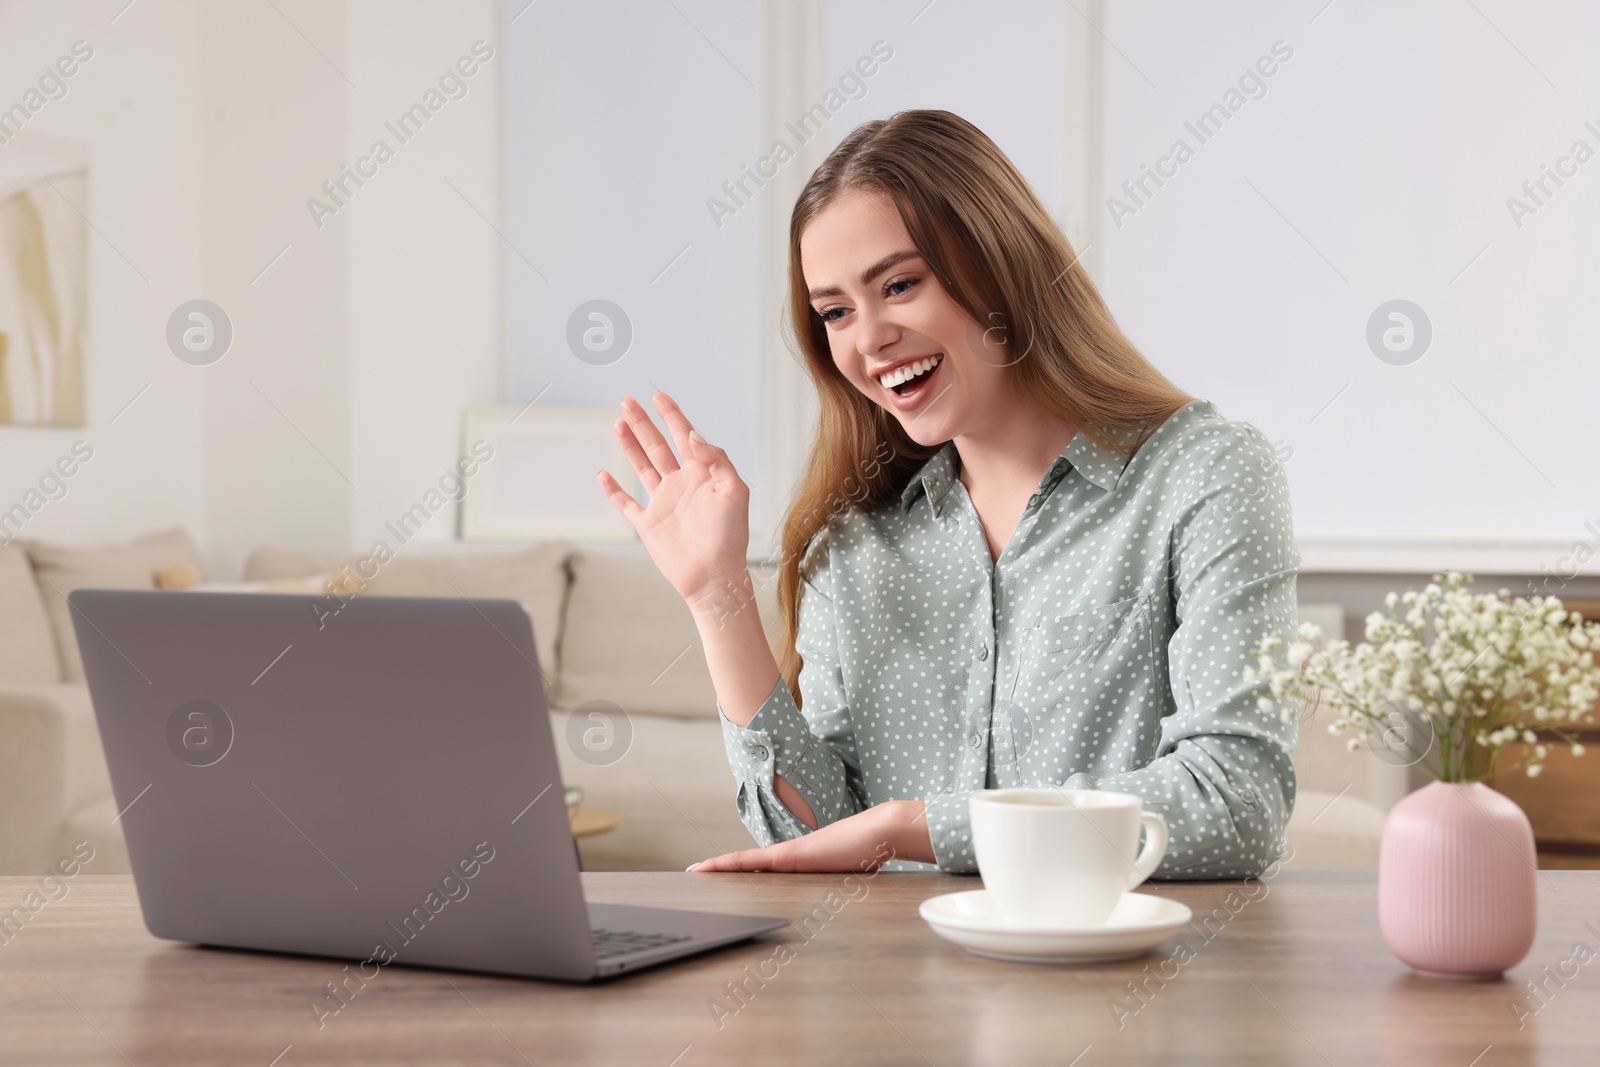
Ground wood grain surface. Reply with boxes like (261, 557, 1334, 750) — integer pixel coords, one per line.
(1, 869, 1596, 1066)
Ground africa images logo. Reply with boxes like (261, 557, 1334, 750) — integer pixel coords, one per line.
(166, 699, 234, 767)
(166, 300, 233, 366)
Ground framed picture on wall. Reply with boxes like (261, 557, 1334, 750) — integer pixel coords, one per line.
(0, 132, 87, 427)
(460, 406, 641, 543)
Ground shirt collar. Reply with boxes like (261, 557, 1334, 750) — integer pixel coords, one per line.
(899, 428, 1132, 516)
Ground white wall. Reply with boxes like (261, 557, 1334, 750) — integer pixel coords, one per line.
(1098, 0, 1600, 572)
(822, 0, 1070, 225)
(0, 0, 208, 554)
(346, 0, 500, 552)
(502, 0, 768, 538)
(199, 0, 351, 578)
(0, 0, 502, 577)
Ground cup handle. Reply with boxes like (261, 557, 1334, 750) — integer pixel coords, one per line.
(1125, 811, 1168, 890)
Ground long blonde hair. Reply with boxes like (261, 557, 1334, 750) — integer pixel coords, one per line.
(775, 109, 1191, 706)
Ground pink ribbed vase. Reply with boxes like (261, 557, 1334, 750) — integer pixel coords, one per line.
(1378, 781, 1537, 979)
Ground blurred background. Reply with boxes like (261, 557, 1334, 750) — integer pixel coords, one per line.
(1, 0, 1598, 874)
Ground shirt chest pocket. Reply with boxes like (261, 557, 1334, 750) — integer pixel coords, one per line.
(1013, 594, 1158, 703)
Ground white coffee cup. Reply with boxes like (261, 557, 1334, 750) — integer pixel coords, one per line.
(969, 788, 1168, 928)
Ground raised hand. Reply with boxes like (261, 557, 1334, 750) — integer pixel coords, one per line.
(596, 391, 752, 610)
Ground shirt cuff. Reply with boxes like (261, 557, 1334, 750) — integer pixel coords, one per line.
(718, 676, 821, 806)
(923, 792, 978, 874)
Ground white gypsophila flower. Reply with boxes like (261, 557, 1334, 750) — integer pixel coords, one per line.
(1248, 572, 1600, 783)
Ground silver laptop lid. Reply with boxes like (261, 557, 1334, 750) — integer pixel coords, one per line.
(69, 588, 600, 981)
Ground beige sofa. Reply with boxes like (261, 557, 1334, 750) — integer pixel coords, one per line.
(0, 529, 1400, 875)
(0, 530, 204, 878)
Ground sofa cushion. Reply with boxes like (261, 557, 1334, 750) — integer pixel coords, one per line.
(0, 679, 113, 874)
(22, 528, 204, 683)
(354, 545, 571, 688)
(549, 707, 756, 871)
(244, 544, 571, 686)
(556, 546, 780, 720)
(0, 680, 111, 820)
(242, 546, 354, 582)
(0, 542, 62, 682)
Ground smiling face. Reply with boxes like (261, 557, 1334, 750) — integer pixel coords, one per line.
(799, 187, 1019, 447)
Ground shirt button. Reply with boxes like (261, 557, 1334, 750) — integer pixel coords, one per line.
(977, 644, 989, 661)
(748, 743, 769, 761)
(968, 731, 983, 750)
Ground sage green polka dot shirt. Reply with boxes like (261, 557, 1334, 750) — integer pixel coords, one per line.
(719, 399, 1301, 878)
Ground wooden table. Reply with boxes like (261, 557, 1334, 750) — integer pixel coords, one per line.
(1, 870, 1596, 1065)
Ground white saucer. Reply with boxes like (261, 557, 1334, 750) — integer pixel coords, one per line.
(919, 890, 1192, 964)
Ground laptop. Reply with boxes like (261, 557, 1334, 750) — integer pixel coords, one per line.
(68, 587, 788, 981)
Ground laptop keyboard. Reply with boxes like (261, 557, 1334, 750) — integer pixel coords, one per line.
(590, 927, 693, 960)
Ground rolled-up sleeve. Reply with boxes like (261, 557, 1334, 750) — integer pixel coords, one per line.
(1079, 427, 1301, 879)
(718, 532, 866, 846)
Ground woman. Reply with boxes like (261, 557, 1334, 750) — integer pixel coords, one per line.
(597, 109, 1299, 878)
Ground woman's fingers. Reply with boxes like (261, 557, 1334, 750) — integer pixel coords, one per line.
(620, 395, 681, 477)
(653, 390, 733, 476)
(686, 805, 906, 873)
(688, 838, 813, 873)
(612, 418, 662, 493)
(688, 850, 776, 873)
(595, 469, 644, 523)
(651, 390, 701, 461)
(689, 846, 781, 873)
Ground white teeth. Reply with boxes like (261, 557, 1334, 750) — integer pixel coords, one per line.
(878, 353, 943, 389)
